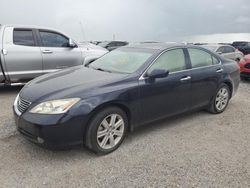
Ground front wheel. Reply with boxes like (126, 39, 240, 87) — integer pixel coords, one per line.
(85, 107, 128, 155)
(207, 84, 230, 114)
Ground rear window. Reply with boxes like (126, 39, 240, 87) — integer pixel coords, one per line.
(13, 29, 35, 46)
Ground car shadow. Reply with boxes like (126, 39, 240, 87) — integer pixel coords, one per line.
(18, 109, 210, 159)
(0, 85, 23, 94)
(126, 110, 208, 140)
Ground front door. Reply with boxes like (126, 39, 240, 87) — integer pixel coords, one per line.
(37, 30, 82, 73)
(138, 48, 192, 124)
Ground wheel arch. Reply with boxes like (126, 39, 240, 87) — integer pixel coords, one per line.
(222, 80, 233, 98)
(84, 101, 132, 137)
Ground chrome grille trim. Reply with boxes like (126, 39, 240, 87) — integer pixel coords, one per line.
(244, 63, 250, 69)
(17, 97, 31, 113)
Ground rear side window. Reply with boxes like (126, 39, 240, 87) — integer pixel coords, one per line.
(13, 29, 35, 46)
(188, 48, 213, 68)
(224, 46, 235, 53)
(39, 31, 69, 47)
(148, 49, 186, 73)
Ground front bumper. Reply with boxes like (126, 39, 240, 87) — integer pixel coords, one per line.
(13, 107, 88, 147)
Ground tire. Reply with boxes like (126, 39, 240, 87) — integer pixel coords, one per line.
(85, 107, 128, 155)
(207, 84, 230, 114)
(241, 76, 249, 81)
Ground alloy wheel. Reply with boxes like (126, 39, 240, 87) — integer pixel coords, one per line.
(96, 114, 125, 150)
(215, 87, 229, 111)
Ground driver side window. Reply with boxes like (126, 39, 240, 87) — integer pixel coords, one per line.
(148, 49, 186, 74)
(39, 31, 69, 47)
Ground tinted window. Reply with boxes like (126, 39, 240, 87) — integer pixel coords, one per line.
(148, 49, 186, 73)
(39, 31, 69, 47)
(116, 42, 127, 46)
(13, 29, 35, 46)
(188, 48, 213, 68)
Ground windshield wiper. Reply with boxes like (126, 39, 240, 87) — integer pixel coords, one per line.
(91, 66, 112, 73)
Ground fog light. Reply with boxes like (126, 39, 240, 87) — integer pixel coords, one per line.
(37, 137, 44, 144)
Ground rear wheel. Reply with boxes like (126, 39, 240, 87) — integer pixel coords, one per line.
(207, 84, 230, 114)
(85, 107, 128, 154)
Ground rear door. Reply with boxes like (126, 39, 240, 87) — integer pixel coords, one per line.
(138, 48, 192, 124)
(37, 30, 82, 73)
(187, 48, 223, 109)
(2, 27, 43, 83)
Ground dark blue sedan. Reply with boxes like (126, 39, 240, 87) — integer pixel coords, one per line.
(13, 43, 240, 154)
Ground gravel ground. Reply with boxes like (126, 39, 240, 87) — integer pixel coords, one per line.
(0, 82, 250, 187)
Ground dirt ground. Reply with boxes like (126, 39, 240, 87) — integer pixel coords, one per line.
(0, 81, 249, 187)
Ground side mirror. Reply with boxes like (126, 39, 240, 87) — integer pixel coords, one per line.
(147, 69, 169, 79)
(68, 39, 77, 48)
(217, 52, 222, 55)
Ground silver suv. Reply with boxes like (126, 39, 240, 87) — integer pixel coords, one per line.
(0, 25, 108, 86)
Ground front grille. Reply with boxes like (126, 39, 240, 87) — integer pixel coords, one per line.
(244, 63, 250, 69)
(17, 97, 31, 113)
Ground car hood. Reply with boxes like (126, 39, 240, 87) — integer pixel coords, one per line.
(79, 42, 108, 53)
(20, 66, 128, 103)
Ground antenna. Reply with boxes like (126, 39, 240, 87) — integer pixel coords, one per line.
(79, 21, 86, 42)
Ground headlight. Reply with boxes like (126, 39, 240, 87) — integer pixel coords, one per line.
(29, 98, 80, 114)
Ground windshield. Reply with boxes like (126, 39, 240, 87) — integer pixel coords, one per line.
(98, 41, 109, 47)
(202, 45, 218, 52)
(89, 48, 153, 74)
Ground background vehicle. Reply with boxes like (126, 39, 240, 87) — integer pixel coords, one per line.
(14, 43, 240, 154)
(0, 25, 108, 86)
(232, 41, 250, 55)
(238, 54, 250, 80)
(201, 44, 243, 62)
(98, 41, 128, 51)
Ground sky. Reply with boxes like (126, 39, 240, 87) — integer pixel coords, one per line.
(1, 0, 250, 42)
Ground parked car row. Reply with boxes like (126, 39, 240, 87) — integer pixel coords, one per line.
(0, 24, 243, 155)
(98, 41, 128, 51)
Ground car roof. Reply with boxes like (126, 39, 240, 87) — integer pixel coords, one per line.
(1, 24, 64, 33)
(126, 42, 186, 50)
(201, 44, 233, 47)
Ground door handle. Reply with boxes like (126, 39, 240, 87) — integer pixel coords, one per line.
(2, 49, 7, 55)
(42, 50, 53, 54)
(216, 68, 223, 73)
(180, 76, 191, 81)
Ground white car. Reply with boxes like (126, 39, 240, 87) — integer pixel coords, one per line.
(201, 44, 243, 62)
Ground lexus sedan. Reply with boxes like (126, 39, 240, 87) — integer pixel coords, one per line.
(13, 43, 240, 155)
